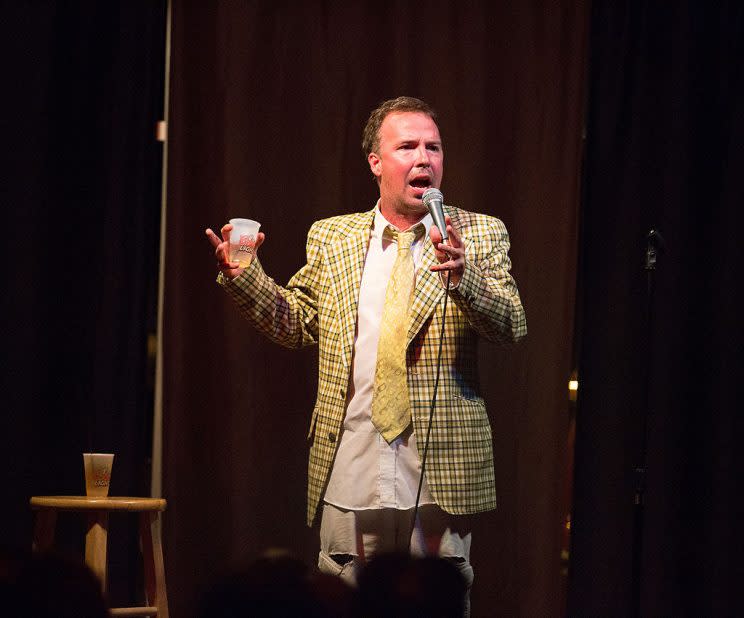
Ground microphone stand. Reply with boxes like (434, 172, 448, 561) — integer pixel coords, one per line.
(631, 229, 665, 617)
(410, 267, 452, 550)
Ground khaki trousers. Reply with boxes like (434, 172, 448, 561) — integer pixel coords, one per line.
(317, 503, 474, 615)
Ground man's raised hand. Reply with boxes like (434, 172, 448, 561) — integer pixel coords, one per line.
(429, 215, 464, 287)
(205, 223, 265, 280)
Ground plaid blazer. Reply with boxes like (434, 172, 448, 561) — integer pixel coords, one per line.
(220, 205, 527, 526)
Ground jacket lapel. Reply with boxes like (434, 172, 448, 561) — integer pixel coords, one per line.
(324, 211, 374, 371)
(407, 237, 444, 345)
(407, 205, 462, 345)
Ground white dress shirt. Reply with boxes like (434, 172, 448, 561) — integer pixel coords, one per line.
(323, 205, 435, 510)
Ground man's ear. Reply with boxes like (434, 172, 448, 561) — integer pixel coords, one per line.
(368, 152, 382, 179)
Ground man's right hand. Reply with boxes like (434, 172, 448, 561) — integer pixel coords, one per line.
(205, 224, 265, 280)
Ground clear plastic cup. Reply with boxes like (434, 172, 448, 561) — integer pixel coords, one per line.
(83, 453, 114, 497)
(228, 218, 261, 268)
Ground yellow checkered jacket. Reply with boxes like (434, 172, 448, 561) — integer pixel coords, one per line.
(219, 205, 527, 526)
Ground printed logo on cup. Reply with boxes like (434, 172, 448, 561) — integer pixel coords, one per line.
(94, 466, 111, 487)
(239, 234, 256, 255)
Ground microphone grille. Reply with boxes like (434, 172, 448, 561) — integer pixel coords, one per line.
(422, 188, 443, 206)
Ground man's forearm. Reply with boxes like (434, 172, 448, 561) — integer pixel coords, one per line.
(218, 258, 319, 349)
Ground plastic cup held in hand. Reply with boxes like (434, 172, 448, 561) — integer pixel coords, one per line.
(229, 218, 261, 268)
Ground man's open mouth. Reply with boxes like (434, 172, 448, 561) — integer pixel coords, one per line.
(409, 176, 432, 189)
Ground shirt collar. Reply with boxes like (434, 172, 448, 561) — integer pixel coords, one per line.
(371, 200, 433, 240)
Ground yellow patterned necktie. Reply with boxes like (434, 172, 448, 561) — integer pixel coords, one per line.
(371, 224, 425, 443)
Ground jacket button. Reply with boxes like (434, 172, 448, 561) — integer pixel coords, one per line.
(328, 432, 337, 443)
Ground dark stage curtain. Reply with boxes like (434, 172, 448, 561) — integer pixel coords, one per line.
(1, 2, 166, 607)
(569, 2, 744, 616)
(164, 2, 587, 616)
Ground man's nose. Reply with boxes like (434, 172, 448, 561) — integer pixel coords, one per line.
(415, 145, 431, 166)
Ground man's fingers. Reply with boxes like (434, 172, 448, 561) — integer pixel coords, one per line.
(205, 228, 222, 249)
(429, 225, 443, 245)
(439, 216, 460, 247)
(206, 227, 233, 265)
(430, 258, 462, 271)
(446, 225, 462, 247)
(429, 217, 464, 285)
(436, 242, 462, 258)
(431, 218, 460, 248)
(206, 222, 251, 279)
(431, 238, 464, 270)
(431, 261, 454, 271)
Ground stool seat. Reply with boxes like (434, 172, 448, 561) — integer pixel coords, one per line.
(31, 496, 166, 512)
(30, 495, 169, 618)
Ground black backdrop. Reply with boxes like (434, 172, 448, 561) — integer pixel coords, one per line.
(569, 2, 744, 616)
(1, 2, 166, 607)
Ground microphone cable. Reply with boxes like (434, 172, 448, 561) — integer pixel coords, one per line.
(409, 267, 452, 550)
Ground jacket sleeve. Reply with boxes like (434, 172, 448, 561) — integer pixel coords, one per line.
(448, 216, 527, 345)
(217, 222, 324, 349)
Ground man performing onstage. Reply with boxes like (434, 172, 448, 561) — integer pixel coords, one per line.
(206, 97, 527, 607)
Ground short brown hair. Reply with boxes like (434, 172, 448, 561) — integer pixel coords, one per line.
(361, 96, 437, 157)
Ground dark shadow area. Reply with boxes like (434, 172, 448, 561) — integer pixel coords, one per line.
(1, 2, 167, 607)
(1, 547, 109, 618)
(196, 550, 467, 618)
(569, 2, 744, 615)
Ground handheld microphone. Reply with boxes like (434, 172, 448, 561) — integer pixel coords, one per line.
(422, 188, 448, 243)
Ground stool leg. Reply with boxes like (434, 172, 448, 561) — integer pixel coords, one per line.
(32, 510, 57, 553)
(85, 511, 109, 595)
(140, 511, 169, 618)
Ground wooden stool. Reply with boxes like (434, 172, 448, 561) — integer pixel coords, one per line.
(30, 496, 169, 618)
